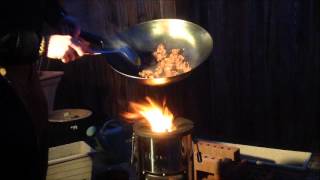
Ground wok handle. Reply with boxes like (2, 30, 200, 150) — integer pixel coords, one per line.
(89, 49, 119, 55)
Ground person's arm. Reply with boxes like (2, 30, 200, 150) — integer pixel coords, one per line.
(0, 0, 90, 65)
(0, 31, 41, 65)
(44, 0, 67, 28)
(44, 0, 80, 36)
(0, 1, 66, 65)
(39, 0, 91, 63)
(39, 34, 91, 63)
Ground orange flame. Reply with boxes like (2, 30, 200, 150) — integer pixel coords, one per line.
(122, 97, 175, 133)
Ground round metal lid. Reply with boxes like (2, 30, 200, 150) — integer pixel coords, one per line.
(48, 108, 92, 122)
(133, 117, 193, 138)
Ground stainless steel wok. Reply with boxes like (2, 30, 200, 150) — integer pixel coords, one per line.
(83, 19, 213, 86)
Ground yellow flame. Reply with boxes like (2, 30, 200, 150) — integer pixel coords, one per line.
(123, 97, 175, 133)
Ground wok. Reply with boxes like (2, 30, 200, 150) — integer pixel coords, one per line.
(83, 19, 213, 86)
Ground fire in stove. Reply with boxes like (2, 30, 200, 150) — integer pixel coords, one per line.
(123, 97, 176, 133)
(123, 97, 193, 180)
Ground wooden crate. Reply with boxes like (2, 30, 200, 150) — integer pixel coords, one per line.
(193, 140, 240, 180)
(46, 141, 92, 180)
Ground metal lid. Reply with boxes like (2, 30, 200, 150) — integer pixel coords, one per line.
(48, 108, 92, 122)
(133, 117, 193, 138)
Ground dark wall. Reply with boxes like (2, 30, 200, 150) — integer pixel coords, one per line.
(180, 0, 320, 151)
(44, 0, 319, 152)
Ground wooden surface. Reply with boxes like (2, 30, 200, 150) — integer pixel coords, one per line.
(43, 0, 320, 152)
(193, 140, 240, 180)
(194, 140, 240, 161)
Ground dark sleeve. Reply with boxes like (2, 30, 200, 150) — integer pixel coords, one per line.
(0, 32, 41, 65)
(0, 0, 66, 65)
(0, 76, 42, 180)
(44, 0, 67, 27)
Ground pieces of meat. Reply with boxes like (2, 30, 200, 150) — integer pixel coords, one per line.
(139, 43, 191, 78)
(152, 43, 167, 62)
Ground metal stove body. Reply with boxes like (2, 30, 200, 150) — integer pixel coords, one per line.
(132, 118, 193, 180)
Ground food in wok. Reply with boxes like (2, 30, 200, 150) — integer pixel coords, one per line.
(139, 43, 191, 78)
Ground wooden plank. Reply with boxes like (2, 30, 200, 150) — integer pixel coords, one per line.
(60, 172, 91, 180)
(47, 168, 91, 180)
(47, 159, 92, 180)
(47, 157, 92, 175)
(48, 141, 91, 164)
(46, 141, 92, 180)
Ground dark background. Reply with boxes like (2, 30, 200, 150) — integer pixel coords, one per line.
(44, 0, 319, 152)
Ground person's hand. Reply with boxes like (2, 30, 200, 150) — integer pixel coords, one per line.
(46, 15, 92, 63)
(47, 35, 91, 63)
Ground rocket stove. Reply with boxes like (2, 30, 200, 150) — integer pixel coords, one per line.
(123, 97, 194, 180)
(131, 117, 193, 180)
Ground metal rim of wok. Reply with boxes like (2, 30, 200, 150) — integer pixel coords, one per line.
(133, 117, 194, 138)
(111, 19, 213, 86)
